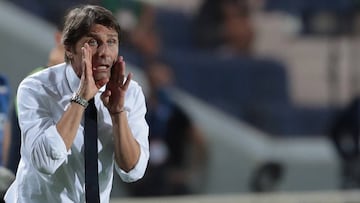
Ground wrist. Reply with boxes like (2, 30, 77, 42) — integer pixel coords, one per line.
(110, 107, 130, 115)
(71, 93, 88, 108)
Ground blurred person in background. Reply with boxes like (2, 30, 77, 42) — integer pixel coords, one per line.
(101, 0, 161, 60)
(0, 75, 11, 167)
(125, 60, 208, 196)
(193, 0, 255, 56)
(4, 16, 65, 175)
(329, 96, 360, 189)
(0, 74, 15, 203)
(9, 0, 94, 25)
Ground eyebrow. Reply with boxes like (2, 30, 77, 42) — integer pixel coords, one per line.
(86, 33, 118, 38)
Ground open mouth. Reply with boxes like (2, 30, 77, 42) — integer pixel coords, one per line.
(94, 65, 110, 72)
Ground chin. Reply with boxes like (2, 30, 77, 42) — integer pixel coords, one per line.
(94, 77, 110, 88)
(94, 72, 110, 81)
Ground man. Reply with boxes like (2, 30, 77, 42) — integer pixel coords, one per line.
(4, 5, 149, 203)
(193, 0, 254, 55)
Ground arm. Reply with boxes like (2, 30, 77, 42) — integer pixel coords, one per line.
(57, 44, 106, 150)
(112, 85, 149, 182)
(111, 109, 140, 172)
(101, 57, 146, 172)
(19, 44, 101, 174)
(56, 101, 86, 150)
(17, 83, 68, 174)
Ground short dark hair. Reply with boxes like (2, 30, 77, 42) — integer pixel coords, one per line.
(62, 5, 121, 63)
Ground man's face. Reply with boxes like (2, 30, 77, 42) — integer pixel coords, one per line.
(70, 24, 119, 82)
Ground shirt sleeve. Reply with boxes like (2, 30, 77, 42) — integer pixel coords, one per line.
(17, 79, 68, 175)
(114, 82, 149, 182)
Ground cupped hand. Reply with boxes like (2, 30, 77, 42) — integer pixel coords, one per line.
(101, 56, 132, 114)
(77, 43, 107, 101)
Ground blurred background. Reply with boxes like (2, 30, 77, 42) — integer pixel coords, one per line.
(0, 0, 360, 202)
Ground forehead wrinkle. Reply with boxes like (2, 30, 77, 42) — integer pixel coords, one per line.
(86, 32, 118, 39)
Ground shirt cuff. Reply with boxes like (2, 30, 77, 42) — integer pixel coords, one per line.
(115, 145, 149, 182)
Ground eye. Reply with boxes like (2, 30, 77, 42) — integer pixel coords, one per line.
(107, 39, 117, 46)
(88, 39, 98, 47)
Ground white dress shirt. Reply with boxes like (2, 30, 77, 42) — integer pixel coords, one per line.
(5, 63, 149, 203)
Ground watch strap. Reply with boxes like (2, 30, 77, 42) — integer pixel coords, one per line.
(71, 94, 89, 108)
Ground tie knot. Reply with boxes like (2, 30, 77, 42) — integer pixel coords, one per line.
(89, 98, 95, 105)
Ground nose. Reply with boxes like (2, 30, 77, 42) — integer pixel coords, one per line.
(97, 43, 110, 57)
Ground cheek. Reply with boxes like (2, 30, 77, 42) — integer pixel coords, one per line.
(111, 46, 119, 58)
(71, 57, 84, 76)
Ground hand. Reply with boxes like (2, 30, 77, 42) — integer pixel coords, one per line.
(77, 43, 106, 100)
(101, 56, 132, 114)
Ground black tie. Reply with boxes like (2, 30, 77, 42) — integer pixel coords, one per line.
(84, 98, 100, 203)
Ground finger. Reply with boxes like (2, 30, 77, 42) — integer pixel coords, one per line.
(123, 72, 132, 90)
(119, 57, 126, 84)
(82, 43, 92, 80)
(110, 56, 121, 83)
(81, 47, 86, 78)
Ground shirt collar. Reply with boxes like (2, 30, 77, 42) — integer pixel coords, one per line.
(65, 63, 106, 94)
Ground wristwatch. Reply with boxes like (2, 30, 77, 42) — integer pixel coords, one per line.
(71, 94, 88, 108)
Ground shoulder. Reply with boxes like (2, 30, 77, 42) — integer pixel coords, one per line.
(28, 66, 46, 76)
(19, 63, 67, 93)
(127, 80, 144, 96)
(124, 80, 147, 111)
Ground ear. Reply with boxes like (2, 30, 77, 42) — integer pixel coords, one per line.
(66, 51, 72, 59)
(64, 46, 73, 59)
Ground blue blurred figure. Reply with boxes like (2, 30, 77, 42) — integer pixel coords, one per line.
(0, 75, 11, 166)
(0, 74, 14, 203)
